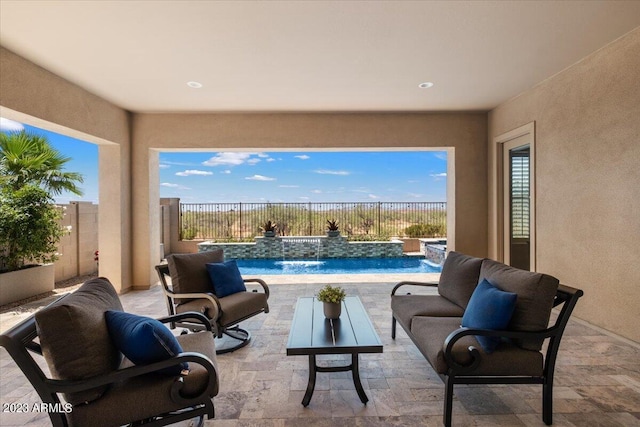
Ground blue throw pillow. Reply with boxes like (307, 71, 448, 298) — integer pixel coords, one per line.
(105, 311, 188, 375)
(206, 260, 246, 298)
(461, 279, 518, 353)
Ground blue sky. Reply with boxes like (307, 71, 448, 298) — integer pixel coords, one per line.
(1, 118, 447, 204)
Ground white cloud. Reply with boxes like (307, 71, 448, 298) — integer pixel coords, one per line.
(0, 118, 25, 132)
(202, 152, 257, 167)
(266, 158, 276, 162)
(161, 182, 190, 189)
(368, 194, 380, 199)
(430, 172, 447, 178)
(221, 170, 231, 174)
(247, 158, 261, 165)
(299, 196, 310, 200)
(295, 155, 310, 160)
(159, 160, 198, 166)
(314, 169, 350, 176)
(407, 192, 424, 198)
(175, 169, 213, 176)
(279, 185, 300, 188)
(312, 189, 323, 194)
(434, 152, 448, 161)
(257, 153, 269, 158)
(245, 175, 275, 181)
(159, 164, 171, 169)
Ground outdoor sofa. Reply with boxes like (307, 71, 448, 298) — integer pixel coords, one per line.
(391, 251, 583, 427)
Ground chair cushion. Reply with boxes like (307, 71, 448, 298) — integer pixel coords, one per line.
(461, 279, 518, 353)
(105, 311, 188, 375)
(410, 316, 543, 376)
(206, 260, 247, 298)
(480, 259, 559, 350)
(437, 251, 484, 309)
(391, 294, 464, 331)
(174, 297, 220, 321)
(217, 291, 269, 327)
(167, 250, 224, 303)
(68, 332, 219, 427)
(35, 277, 123, 405)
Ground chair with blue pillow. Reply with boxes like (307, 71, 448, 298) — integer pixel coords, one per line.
(155, 249, 270, 354)
(0, 277, 219, 427)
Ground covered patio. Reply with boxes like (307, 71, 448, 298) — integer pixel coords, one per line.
(2, 276, 639, 426)
(1, 2, 640, 425)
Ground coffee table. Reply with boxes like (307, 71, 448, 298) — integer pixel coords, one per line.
(286, 296, 383, 406)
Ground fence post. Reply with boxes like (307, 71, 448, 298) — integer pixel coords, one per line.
(308, 202, 312, 235)
(377, 202, 381, 235)
(239, 202, 242, 239)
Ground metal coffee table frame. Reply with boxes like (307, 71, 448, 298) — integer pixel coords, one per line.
(286, 296, 383, 406)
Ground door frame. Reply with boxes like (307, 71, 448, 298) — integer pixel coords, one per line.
(494, 122, 536, 271)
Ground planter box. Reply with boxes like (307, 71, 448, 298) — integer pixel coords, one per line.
(0, 264, 55, 306)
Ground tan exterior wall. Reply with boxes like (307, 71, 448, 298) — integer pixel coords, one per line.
(488, 29, 640, 342)
(0, 46, 132, 293)
(133, 113, 488, 286)
(55, 202, 99, 281)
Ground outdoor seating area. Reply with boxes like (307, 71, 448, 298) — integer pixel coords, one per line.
(391, 252, 583, 426)
(1, 273, 639, 426)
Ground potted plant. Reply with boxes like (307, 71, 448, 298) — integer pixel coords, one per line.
(316, 284, 346, 319)
(0, 130, 83, 306)
(326, 219, 340, 237)
(260, 220, 278, 237)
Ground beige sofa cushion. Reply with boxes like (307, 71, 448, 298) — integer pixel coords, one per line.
(167, 250, 224, 303)
(35, 277, 123, 405)
(479, 259, 559, 350)
(391, 294, 464, 330)
(410, 316, 543, 376)
(437, 251, 484, 309)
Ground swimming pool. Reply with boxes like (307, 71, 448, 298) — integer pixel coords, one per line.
(235, 257, 442, 275)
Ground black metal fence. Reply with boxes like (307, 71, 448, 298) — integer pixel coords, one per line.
(180, 202, 446, 240)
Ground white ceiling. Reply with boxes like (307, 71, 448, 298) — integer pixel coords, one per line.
(1, 1, 640, 113)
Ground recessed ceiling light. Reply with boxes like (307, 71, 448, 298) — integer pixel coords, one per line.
(418, 82, 434, 89)
(187, 81, 203, 88)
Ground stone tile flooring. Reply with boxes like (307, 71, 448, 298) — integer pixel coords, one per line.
(1, 276, 640, 426)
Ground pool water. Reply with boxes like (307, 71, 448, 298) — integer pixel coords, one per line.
(235, 257, 442, 275)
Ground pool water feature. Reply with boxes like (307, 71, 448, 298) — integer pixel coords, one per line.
(235, 257, 442, 275)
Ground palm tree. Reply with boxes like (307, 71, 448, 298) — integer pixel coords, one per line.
(0, 130, 83, 196)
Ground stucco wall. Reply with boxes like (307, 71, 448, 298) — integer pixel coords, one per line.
(488, 28, 640, 342)
(0, 47, 132, 293)
(132, 113, 488, 286)
(56, 202, 99, 281)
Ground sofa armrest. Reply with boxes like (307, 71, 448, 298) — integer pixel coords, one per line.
(158, 311, 213, 331)
(391, 281, 439, 296)
(42, 351, 218, 404)
(243, 277, 270, 299)
(442, 326, 559, 374)
(162, 288, 222, 321)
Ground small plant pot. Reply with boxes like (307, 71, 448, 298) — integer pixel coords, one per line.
(326, 230, 340, 237)
(263, 231, 276, 238)
(323, 302, 342, 319)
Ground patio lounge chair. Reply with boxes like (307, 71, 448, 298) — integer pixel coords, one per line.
(0, 277, 219, 427)
(156, 249, 270, 354)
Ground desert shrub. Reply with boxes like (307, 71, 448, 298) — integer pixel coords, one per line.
(404, 223, 445, 238)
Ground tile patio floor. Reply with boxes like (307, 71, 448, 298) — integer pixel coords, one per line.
(1, 274, 640, 426)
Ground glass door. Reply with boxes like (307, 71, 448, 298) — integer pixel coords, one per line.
(504, 144, 530, 270)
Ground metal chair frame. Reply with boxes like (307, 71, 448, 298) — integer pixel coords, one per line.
(155, 264, 270, 354)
